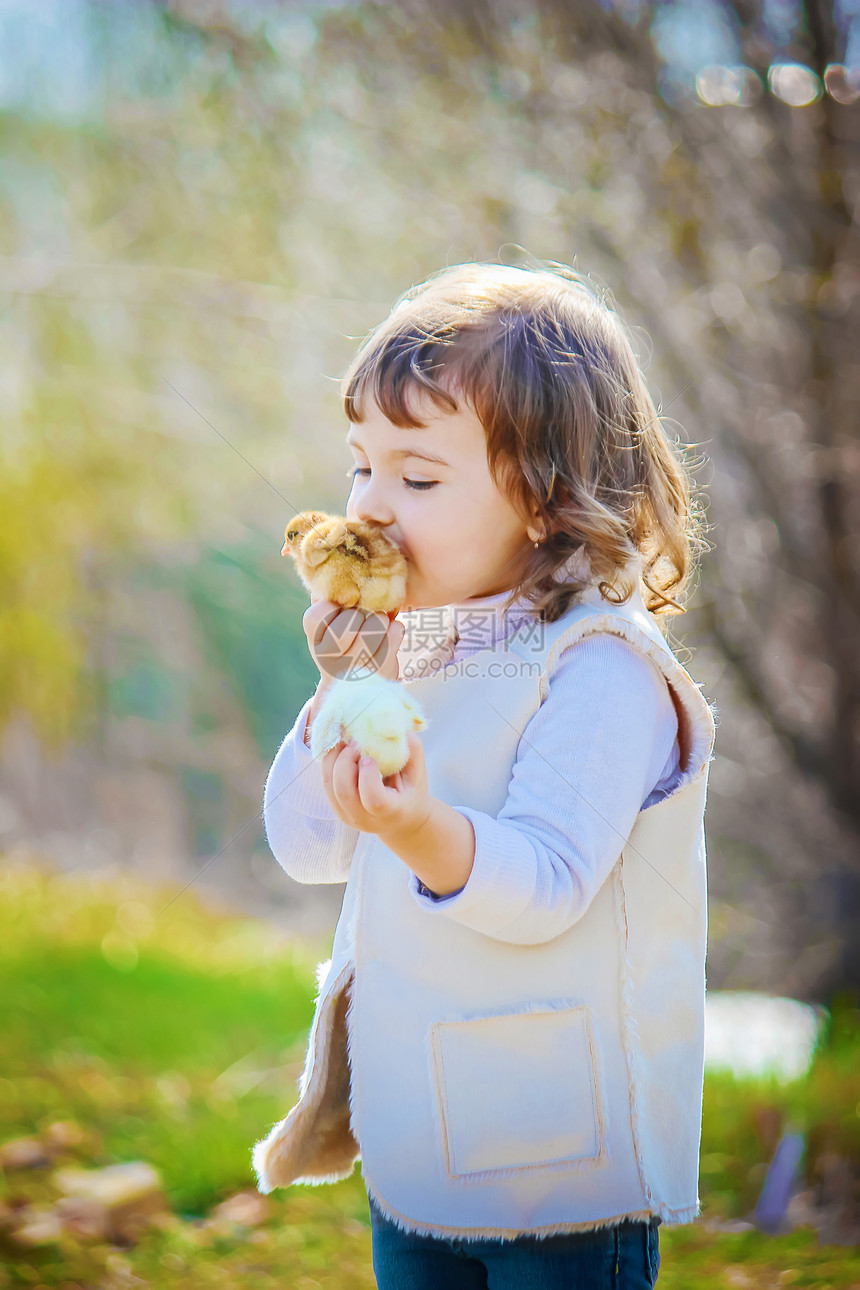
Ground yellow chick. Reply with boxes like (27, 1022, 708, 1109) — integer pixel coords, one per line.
(282, 511, 406, 614)
(310, 667, 427, 778)
(281, 511, 426, 776)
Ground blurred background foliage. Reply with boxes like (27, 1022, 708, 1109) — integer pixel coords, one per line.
(1, 862, 858, 1287)
(0, 0, 858, 999)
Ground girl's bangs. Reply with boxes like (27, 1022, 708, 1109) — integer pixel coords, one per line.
(343, 331, 466, 428)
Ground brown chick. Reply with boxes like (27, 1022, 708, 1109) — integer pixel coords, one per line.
(282, 511, 407, 615)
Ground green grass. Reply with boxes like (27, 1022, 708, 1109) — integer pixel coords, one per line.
(0, 860, 324, 1217)
(696, 997, 860, 1223)
(658, 1226, 860, 1289)
(0, 856, 857, 1289)
(2, 946, 316, 1216)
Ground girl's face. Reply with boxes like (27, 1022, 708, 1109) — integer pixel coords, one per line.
(345, 396, 538, 611)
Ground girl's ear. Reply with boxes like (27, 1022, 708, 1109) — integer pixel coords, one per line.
(526, 496, 543, 534)
(526, 498, 551, 545)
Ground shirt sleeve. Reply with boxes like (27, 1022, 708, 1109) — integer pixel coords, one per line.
(410, 633, 681, 944)
(262, 696, 361, 885)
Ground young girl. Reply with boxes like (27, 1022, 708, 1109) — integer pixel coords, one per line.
(253, 261, 717, 1289)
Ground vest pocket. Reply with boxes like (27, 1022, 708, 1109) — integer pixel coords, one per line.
(429, 1003, 605, 1179)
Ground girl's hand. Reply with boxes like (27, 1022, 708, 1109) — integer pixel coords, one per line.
(319, 732, 431, 839)
(302, 597, 403, 683)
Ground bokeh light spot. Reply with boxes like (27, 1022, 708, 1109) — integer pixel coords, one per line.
(768, 62, 822, 107)
(824, 64, 860, 105)
(696, 65, 761, 107)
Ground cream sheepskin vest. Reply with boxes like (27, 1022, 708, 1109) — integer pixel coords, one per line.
(253, 570, 717, 1240)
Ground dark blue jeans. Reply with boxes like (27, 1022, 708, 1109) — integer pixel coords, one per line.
(368, 1196, 661, 1289)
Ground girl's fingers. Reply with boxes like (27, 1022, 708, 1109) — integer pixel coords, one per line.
(304, 602, 347, 662)
(318, 743, 341, 801)
(322, 738, 413, 819)
(303, 601, 354, 648)
(398, 733, 421, 783)
(357, 754, 387, 809)
(369, 619, 405, 680)
(320, 609, 364, 657)
(359, 613, 390, 667)
(368, 633, 393, 677)
(304, 599, 338, 634)
(303, 604, 401, 680)
(330, 740, 361, 808)
(320, 741, 353, 806)
(322, 608, 388, 675)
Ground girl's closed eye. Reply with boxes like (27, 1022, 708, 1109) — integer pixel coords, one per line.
(346, 466, 437, 492)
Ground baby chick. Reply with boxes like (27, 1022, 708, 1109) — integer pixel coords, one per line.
(282, 511, 406, 614)
(310, 667, 427, 778)
(282, 510, 426, 777)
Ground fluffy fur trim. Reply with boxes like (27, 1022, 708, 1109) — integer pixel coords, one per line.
(365, 1179, 697, 1240)
(252, 963, 359, 1193)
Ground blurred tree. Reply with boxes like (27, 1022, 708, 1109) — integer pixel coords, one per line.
(350, 0, 860, 993)
(369, 0, 860, 828)
(1, 0, 857, 992)
(0, 343, 197, 750)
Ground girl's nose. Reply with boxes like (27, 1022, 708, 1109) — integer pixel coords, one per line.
(349, 483, 396, 529)
(349, 504, 397, 540)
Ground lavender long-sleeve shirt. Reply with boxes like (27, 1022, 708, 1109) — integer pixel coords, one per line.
(262, 585, 682, 941)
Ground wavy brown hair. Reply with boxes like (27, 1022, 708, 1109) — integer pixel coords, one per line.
(342, 261, 708, 624)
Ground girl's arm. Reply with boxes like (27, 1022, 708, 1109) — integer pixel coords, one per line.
(263, 690, 361, 885)
(264, 598, 403, 884)
(407, 633, 681, 944)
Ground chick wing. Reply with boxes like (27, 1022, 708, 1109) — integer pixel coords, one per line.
(282, 511, 406, 614)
